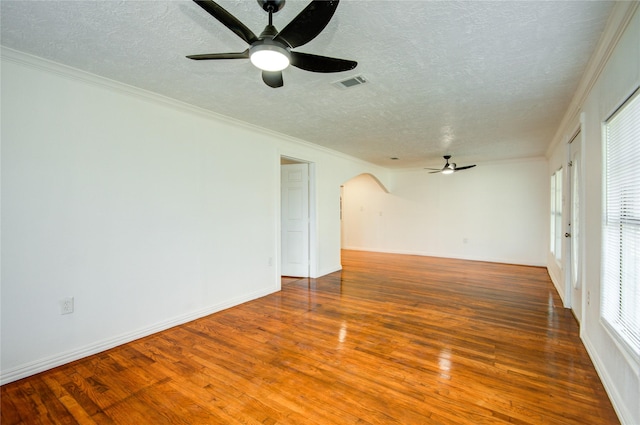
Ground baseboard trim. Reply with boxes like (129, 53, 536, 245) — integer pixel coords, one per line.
(0, 287, 278, 385)
(340, 247, 546, 268)
(313, 265, 342, 278)
(581, 333, 632, 424)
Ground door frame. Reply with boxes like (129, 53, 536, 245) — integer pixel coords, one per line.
(279, 156, 317, 278)
(563, 122, 584, 322)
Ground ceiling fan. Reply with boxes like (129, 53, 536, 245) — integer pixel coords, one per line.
(187, 0, 357, 88)
(425, 155, 476, 174)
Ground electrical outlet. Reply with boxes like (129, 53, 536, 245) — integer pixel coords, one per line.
(60, 297, 74, 315)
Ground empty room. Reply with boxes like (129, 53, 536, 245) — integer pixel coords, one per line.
(1, 1, 639, 424)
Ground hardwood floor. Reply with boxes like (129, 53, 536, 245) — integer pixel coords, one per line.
(1, 250, 619, 424)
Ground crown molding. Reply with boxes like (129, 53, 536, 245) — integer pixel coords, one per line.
(546, 1, 639, 156)
(0, 46, 384, 173)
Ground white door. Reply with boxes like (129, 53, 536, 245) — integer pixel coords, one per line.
(567, 133, 583, 322)
(281, 163, 309, 277)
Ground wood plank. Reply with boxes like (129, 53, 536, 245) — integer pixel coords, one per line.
(0, 250, 620, 424)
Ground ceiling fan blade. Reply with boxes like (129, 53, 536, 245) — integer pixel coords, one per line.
(186, 50, 250, 60)
(193, 0, 258, 45)
(262, 70, 284, 88)
(428, 170, 444, 174)
(290, 52, 357, 73)
(273, 0, 339, 48)
(454, 165, 476, 171)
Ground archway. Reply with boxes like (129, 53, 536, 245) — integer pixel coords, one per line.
(340, 173, 390, 251)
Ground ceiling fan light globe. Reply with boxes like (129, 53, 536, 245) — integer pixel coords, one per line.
(250, 44, 290, 71)
(441, 168, 454, 175)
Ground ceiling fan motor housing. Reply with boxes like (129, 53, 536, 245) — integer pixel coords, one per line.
(259, 0, 285, 13)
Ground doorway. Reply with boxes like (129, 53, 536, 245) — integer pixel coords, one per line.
(280, 157, 314, 277)
(566, 130, 583, 322)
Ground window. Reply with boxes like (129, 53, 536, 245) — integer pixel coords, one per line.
(602, 88, 640, 362)
(550, 168, 563, 262)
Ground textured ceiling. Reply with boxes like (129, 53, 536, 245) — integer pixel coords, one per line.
(1, 0, 614, 169)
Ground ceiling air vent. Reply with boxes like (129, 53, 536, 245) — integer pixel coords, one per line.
(333, 75, 367, 89)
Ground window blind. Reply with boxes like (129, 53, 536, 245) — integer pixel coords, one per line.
(602, 88, 640, 361)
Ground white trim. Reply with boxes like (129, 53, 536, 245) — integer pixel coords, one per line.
(547, 266, 566, 306)
(600, 319, 640, 376)
(546, 1, 640, 158)
(308, 162, 319, 278)
(578, 111, 588, 332)
(342, 247, 547, 268)
(603, 85, 640, 124)
(0, 47, 380, 171)
(0, 287, 277, 385)
(582, 334, 636, 425)
(316, 265, 343, 278)
(563, 139, 573, 308)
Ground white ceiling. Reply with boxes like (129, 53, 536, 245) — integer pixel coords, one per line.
(1, 0, 615, 169)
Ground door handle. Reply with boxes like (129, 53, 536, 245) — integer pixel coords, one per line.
(565, 232, 571, 238)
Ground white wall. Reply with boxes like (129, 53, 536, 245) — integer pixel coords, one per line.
(342, 158, 548, 266)
(546, 4, 639, 424)
(0, 49, 388, 383)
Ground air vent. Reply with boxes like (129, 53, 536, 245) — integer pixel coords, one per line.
(333, 75, 367, 89)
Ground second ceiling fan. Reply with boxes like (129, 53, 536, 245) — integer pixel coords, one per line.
(187, 0, 357, 88)
(425, 155, 477, 174)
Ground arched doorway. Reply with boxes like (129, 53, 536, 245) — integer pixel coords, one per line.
(340, 173, 390, 251)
